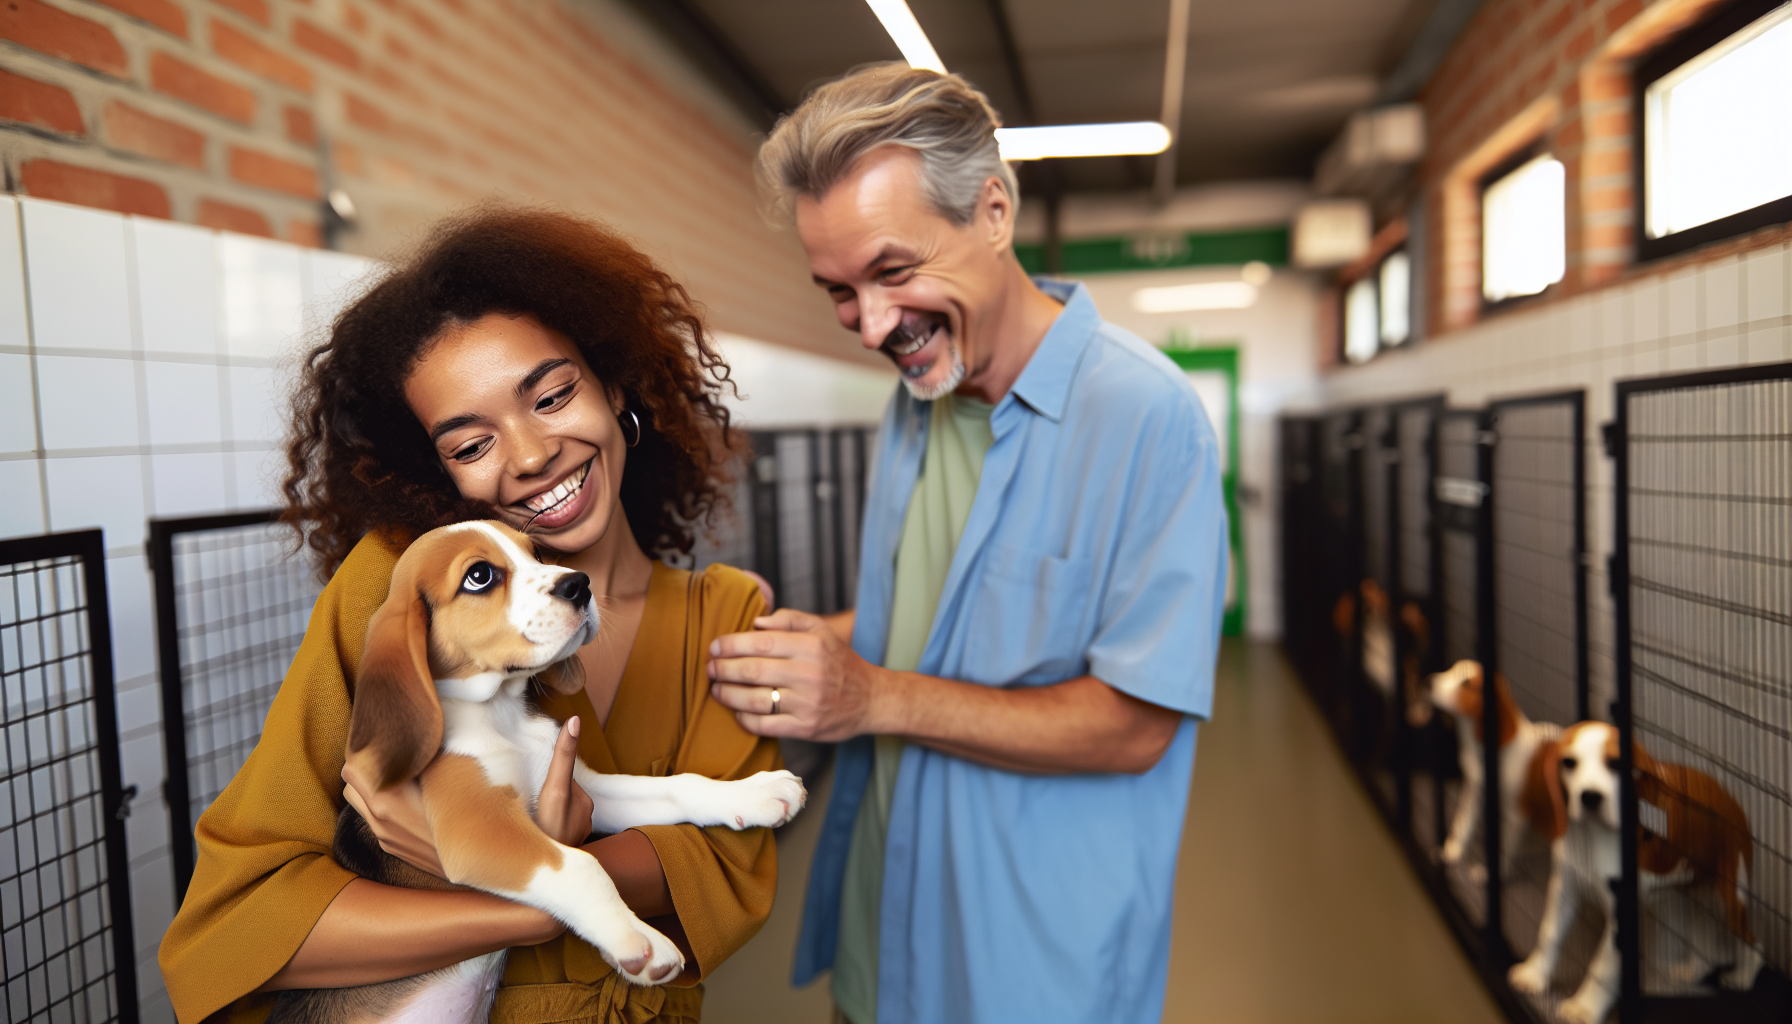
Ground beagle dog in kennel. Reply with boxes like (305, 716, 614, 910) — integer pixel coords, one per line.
(270, 520, 806, 1024)
(1508, 721, 1761, 1024)
(1428, 660, 1562, 875)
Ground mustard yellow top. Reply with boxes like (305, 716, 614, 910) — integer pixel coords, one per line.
(158, 531, 779, 1024)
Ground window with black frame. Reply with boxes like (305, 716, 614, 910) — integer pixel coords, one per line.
(1341, 247, 1413, 365)
(1480, 147, 1565, 305)
(1635, 0, 1792, 261)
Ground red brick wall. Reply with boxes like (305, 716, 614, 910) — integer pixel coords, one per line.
(1418, 0, 1766, 337)
(0, 0, 857, 360)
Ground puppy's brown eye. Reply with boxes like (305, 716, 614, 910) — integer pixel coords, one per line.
(1561, 756, 1578, 770)
(461, 561, 501, 593)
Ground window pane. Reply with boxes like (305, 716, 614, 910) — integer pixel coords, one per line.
(1646, 4, 1792, 238)
(1344, 277, 1379, 364)
(1482, 155, 1565, 303)
(1379, 251, 1411, 345)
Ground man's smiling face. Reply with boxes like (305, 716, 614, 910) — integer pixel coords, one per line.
(796, 146, 1011, 400)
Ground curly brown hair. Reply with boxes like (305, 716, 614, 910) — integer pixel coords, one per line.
(282, 206, 738, 576)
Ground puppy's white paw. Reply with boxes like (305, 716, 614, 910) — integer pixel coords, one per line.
(607, 920, 685, 987)
(724, 770, 807, 830)
(1557, 990, 1611, 1024)
(1721, 944, 1764, 991)
(1507, 956, 1549, 996)
(1441, 838, 1464, 864)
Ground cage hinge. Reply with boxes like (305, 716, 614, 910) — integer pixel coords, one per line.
(1600, 421, 1619, 459)
(113, 783, 138, 821)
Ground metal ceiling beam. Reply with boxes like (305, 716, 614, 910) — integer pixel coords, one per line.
(625, 0, 788, 130)
(1376, 0, 1487, 103)
(1153, 0, 1191, 203)
(980, 0, 1036, 126)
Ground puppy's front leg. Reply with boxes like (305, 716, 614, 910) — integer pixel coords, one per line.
(573, 765, 806, 833)
(1560, 909, 1620, 1024)
(1508, 840, 1573, 997)
(420, 754, 683, 986)
(1443, 760, 1481, 864)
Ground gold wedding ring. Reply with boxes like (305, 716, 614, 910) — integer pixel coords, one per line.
(770, 688, 782, 716)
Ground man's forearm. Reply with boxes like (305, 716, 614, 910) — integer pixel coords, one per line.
(868, 670, 1180, 775)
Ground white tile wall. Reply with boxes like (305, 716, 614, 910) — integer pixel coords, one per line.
(1309, 240, 1792, 725)
(0, 197, 379, 1024)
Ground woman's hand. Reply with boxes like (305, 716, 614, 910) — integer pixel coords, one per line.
(535, 716, 595, 846)
(341, 764, 446, 879)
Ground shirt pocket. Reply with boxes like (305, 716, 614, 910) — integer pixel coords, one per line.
(960, 543, 1097, 684)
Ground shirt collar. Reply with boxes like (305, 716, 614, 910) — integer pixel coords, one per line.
(1003, 277, 1098, 424)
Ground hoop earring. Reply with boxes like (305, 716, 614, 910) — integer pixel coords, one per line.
(620, 409, 642, 448)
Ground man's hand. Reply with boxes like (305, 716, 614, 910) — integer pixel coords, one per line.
(708, 609, 886, 741)
(535, 716, 595, 847)
(342, 763, 445, 879)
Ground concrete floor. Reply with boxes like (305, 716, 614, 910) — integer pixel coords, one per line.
(701, 640, 1505, 1024)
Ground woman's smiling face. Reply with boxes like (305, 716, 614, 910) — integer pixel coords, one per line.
(403, 313, 629, 554)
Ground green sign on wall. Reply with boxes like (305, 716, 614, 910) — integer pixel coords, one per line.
(1015, 226, 1288, 276)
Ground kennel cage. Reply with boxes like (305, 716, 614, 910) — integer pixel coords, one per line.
(0, 530, 139, 1024)
(149, 512, 324, 901)
(1611, 363, 1792, 1024)
(1486, 390, 1592, 1022)
(1278, 416, 1326, 688)
(693, 427, 874, 617)
(1315, 410, 1366, 736)
(1385, 396, 1446, 836)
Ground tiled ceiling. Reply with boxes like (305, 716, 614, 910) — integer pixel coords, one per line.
(672, 0, 1438, 193)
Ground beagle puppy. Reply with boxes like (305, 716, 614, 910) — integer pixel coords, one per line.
(1508, 721, 1761, 1024)
(270, 521, 806, 1024)
(1428, 660, 1562, 874)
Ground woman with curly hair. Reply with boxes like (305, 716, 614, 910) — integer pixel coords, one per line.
(159, 208, 779, 1024)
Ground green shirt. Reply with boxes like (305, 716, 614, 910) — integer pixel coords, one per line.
(831, 394, 995, 1024)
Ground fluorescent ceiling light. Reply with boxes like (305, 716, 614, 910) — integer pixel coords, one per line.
(997, 122, 1173, 161)
(1132, 281, 1257, 313)
(866, 0, 945, 73)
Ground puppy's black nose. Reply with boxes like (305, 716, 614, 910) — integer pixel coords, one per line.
(552, 572, 591, 607)
(1580, 791, 1604, 813)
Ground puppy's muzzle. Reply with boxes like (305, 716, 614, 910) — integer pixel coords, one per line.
(553, 571, 592, 608)
(1580, 790, 1604, 814)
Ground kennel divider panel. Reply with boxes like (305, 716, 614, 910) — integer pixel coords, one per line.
(1614, 363, 1792, 1023)
(0, 529, 139, 1024)
(1319, 411, 1366, 739)
(149, 512, 323, 903)
(1279, 416, 1325, 689)
(1390, 397, 1446, 849)
(1424, 410, 1498, 937)
(1488, 391, 1589, 729)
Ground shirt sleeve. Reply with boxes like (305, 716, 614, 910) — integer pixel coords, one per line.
(1083, 401, 1229, 720)
(633, 564, 783, 983)
(156, 533, 401, 1024)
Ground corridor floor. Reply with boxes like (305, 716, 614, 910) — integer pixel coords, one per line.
(702, 640, 1504, 1023)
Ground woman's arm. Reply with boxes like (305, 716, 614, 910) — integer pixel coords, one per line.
(268, 718, 677, 990)
(258, 830, 672, 990)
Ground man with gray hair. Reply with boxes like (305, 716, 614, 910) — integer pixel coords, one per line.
(708, 64, 1226, 1024)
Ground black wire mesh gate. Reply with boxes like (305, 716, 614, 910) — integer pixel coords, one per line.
(149, 512, 322, 902)
(697, 427, 873, 617)
(0, 530, 138, 1024)
(1612, 363, 1792, 1023)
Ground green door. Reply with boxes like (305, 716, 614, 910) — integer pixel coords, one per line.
(1164, 345, 1243, 636)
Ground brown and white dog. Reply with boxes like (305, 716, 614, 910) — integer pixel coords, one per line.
(1429, 660, 1562, 875)
(270, 521, 806, 1024)
(1508, 721, 1761, 1024)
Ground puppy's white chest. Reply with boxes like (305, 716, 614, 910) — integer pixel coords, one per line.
(438, 691, 560, 800)
(1564, 823, 1621, 888)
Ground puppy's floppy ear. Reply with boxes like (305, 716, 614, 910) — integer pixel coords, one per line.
(347, 566, 443, 790)
(1524, 736, 1567, 840)
(535, 654, 586, 696)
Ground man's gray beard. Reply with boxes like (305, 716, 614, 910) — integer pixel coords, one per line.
(899, 339, 967, 401)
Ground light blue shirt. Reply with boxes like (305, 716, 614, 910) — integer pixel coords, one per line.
(793, 280, 1228, 1024)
